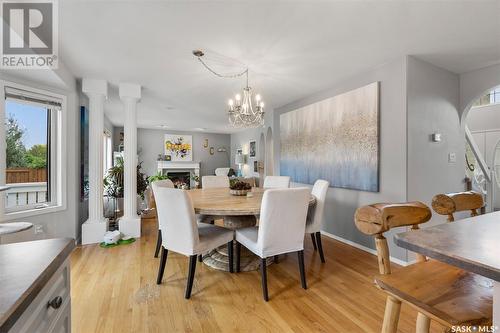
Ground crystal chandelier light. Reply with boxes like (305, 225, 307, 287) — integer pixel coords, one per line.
(228, 70, 264, 128)
(193, 50, 265, 128)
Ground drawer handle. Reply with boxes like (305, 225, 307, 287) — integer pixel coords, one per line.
(48, 296, 63, 309)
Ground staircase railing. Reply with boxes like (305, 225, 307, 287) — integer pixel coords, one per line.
(465, 126, 493, 212)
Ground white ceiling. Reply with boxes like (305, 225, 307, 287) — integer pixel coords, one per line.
(59, 0, 500, 133)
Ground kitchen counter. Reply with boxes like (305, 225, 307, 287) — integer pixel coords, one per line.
(0, 238, 74, 333)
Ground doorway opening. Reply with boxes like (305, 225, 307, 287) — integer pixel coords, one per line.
(463, 85, 500, 212)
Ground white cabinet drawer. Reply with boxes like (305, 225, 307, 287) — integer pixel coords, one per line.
(9, 259, 71, 333)
(48, 298, 70, 333)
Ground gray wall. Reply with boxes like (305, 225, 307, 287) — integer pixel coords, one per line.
(232, 56, 467, 263)
(406, 57, 464, 230)
(131, 128, 231, 178)
(271, 57, 409, 261)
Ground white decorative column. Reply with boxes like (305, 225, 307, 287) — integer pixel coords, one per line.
(118, 83, 142, 238)
(82, 79, 109, 244)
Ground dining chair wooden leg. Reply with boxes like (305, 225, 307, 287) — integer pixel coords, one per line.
(227, 241, 234, 273)
(311, 233, 317, 251)
(198, 254, 202, 262)
(316, 232, 325, 263)
(297, 250, 307, 289)
(185, 255, 197, 299)
(415, 313, 431, 333)
(156, 247, 168, 284)
(381, 296, 401, 333)
(236, 242, 241, 272)
(154, 229, 162, 258)
(274, 255, 279, 263)
(260, 258, 269, 301)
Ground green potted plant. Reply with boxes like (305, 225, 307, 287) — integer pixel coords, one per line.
(148, 172, 169, 184)
(104, 156, 149, 213)
(191, 174, 200, 189)
(229, 180, 251, 196)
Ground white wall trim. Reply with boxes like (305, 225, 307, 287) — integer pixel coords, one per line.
(320, 230, 411, 267)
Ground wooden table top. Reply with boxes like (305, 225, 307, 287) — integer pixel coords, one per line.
(395, 211, 500, 281)
(0, 238, 75, 332)
(188, 187, 316, 216)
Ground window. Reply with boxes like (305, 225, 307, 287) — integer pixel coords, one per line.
(472, 87, 500, 107)
(3, 84, 65, 216)
(103, 130, 112, 176)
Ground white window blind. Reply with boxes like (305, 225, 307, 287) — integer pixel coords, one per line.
(5, 86, 62, 108)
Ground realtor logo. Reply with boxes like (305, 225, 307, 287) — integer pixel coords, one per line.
(1, 0, 58, 69)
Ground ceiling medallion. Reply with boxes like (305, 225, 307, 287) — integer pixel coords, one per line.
(193, 50, 265, 128)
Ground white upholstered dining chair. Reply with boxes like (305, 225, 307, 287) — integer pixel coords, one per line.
(152, 183, 235, 299)
(198, 175, 230, 230)
(202, 175, 229, 188)
(214, 168, 231, 176)
(305, 179, 329, 263)
(263, 176, 290, 189)
(151, 179, 174, 258)
(235, 188, 310, 301)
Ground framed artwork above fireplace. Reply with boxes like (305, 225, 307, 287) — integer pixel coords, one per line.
(164, 134, 193, 161)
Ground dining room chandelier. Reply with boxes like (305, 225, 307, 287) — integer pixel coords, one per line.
(193, 50, 265, 128)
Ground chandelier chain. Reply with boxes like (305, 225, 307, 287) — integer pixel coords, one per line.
(196, 57, 248, 79)
(193, 50, 264, 128)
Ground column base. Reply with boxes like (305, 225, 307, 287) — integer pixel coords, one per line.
(82, 218, 109, 245)
(119, 215, 141, 238)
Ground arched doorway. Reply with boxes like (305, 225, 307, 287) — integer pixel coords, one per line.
(259, 132, 265, 186)
(462, 84, 500, 212)
(265, 127, 274, 176)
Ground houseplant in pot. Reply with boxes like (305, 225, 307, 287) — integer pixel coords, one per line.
(229, 179, 252, 196)
(147, 171, 170, 184)
(142, 172, 171, 218)
(104, 156, 149, 216)
(191, 175, 200, 189)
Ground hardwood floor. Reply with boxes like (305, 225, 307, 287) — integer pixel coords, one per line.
(71, 218, 445, 332)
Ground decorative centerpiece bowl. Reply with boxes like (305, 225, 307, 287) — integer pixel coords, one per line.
(229, 180, 252, 196)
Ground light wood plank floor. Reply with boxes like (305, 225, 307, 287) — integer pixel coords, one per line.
(71, 218, 445, 332)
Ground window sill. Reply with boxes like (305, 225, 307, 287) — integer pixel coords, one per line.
(2, 204, 66, 222)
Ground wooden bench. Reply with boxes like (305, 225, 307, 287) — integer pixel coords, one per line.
(354, 202, 492, 333)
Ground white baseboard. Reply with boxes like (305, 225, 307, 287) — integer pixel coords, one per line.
(320, 230, 411, 267)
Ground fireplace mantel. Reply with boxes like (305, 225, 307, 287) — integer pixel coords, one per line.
(157, 161, 200, 182)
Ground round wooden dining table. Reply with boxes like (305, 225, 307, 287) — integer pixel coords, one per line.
(187, 187, 316, 272)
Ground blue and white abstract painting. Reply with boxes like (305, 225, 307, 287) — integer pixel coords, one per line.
(280, 82, 379, 192)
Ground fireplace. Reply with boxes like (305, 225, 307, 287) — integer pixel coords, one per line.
(157, 161, 200, 189)
(167, 171, 191, 189)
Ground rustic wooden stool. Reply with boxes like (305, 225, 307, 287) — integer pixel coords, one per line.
(355, 202, 492, 333)
(431, 191, 484, 222)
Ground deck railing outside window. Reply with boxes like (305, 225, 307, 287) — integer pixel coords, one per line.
(4, 183, 48, 209)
